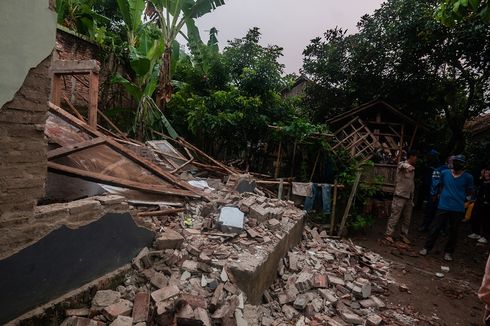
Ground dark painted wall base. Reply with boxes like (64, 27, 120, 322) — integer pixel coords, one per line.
(0, 212, 154, 323)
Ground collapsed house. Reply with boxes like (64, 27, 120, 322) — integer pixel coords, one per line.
(0, 2, 440, 325)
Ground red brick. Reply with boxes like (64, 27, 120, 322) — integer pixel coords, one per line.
(313, 274, 328, 288)
(132, 292, 150, 323)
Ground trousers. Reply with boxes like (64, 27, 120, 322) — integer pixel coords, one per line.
(386, 196, 413, 236)
(424, 210, 464, 254)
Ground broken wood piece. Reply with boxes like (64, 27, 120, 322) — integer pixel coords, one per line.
(47, 137, 106, 160)
(177, 137, 237, 176)
(338, 171, 362, 237)
(63, 95, 86, 122)
(137, 208, 186, 218)
(48, 162, 200, 198)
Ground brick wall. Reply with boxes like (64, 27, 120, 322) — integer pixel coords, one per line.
(0, 56, 51, 229)
(55, 28, 134, 114)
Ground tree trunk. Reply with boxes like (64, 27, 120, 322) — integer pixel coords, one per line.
(444, 115, 466, 156)
(157, 45, 173, 109)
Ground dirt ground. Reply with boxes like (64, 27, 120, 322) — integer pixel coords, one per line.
(350, 207, 489, 326)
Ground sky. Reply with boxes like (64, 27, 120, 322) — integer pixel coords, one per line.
(195, 0, 385, 74)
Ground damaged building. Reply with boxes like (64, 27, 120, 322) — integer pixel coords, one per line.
(0, 1, 455, 326)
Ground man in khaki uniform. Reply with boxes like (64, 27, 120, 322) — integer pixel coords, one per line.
(385, 150, 417, 244)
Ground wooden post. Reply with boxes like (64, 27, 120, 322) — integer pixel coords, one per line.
(409, 124, 418, 150)
(397, 124, 405, 163)
(290, 140, 297, 177)
(274, 142, 283, 179)
(51, 74, 62, 106)
(330, 180, 338, 236)
(88, 71, 99, 128)
(338, 171, 361, 237)
(309, 150, 320, 182)
(278, 178, 284, 200)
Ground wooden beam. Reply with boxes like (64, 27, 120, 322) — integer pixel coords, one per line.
(409, 124, 419, 150)
(137, 208, 185, 217)
(330, 181, 339, 236)
(177, 137, 237, 176)
(338, 171, 362, 237)
(88, 71, 99, 128)
(63, 96, 86, 122)
(51, 74, 62, 106)
(274, 142, 283, 179)
(48, 162, 200, 198)
(51, 60, 100, 74)
(47, 137, 106, 160)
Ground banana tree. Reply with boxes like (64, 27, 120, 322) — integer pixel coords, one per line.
(146, 0, 225, 107)
(114, 0, 178, 140)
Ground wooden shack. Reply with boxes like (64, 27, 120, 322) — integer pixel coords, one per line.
(327, 100, 425, 192)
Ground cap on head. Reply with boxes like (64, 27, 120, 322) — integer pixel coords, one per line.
(452, 154, 466, 164)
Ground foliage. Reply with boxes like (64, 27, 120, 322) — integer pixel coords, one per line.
(56, 0, 125, 46)
(436, 0, 490, 26)
(146, 0, 225, 105)
(302, 0, 490, 155)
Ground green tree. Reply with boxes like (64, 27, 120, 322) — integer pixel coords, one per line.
(145, 0, 225, 107)
(302, 0, 490, 154)
(436, 0, 490, 25)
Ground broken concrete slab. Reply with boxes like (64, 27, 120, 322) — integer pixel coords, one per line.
(228, 213, 304, 304)
(0, 212, 154, 324)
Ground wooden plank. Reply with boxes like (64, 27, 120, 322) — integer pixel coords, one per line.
(51, 59, 100, 74)
(88, 71, 99, 128)
(137, 208, 185, 217)
(274, 142, 283, 179)
(63, 96, 86, 122)
(105, 137, 204, 196)
(177, 137, 237, 176)
(409, 124, 419, 150)
(338, 171, 362, 237)
(330, 181, 339, 236)
(334, 116, 360, 136)
(48, 162, 200, 198)
(47, 137, 106, 160)
(51, 74, 62, 106)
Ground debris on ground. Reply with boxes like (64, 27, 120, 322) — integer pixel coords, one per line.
(56, 177, 440, 326)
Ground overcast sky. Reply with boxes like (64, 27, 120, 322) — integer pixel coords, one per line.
(195, 0, 385, 74)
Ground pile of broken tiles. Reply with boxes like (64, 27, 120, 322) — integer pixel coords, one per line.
(59, 180, 426, 326)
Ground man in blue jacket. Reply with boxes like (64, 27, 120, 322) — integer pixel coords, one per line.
(419, 155, 474, 261)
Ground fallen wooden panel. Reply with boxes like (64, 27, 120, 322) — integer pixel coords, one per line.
(45, 102, 203, 199)
(48, 162, 199, 198)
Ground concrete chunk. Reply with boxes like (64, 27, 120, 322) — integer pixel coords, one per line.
(92, 290, 121, 308)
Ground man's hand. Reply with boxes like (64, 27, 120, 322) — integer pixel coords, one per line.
(407, 165, 415, 172)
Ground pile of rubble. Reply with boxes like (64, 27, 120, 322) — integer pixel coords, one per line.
(59, 180, 426, 326)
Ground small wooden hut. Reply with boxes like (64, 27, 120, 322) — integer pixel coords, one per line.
(327, 100, 426, 192)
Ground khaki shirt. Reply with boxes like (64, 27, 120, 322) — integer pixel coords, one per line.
(393, 161, 415, 199)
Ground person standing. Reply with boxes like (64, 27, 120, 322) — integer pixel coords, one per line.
(469, 168, 490, 244)
(478, 254, 490, 325)
(385, 150, 418, 244)
(419, 155, 474, 261)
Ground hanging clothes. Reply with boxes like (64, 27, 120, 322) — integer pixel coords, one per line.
(320, 184, 332, 215)
(292, 182, 313, 197)
(304, 183, 332, 214)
